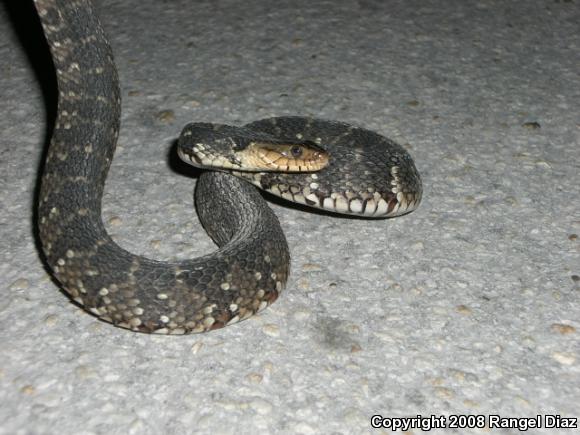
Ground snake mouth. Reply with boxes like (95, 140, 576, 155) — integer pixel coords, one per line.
(177, 146, 205, 168)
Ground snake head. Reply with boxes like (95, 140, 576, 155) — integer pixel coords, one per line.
(178, 122, 329, 172)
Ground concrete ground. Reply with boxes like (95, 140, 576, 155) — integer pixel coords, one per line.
(1, 0, 579, 434)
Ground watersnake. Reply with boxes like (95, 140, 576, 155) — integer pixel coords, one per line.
(34, 0, 422, 334)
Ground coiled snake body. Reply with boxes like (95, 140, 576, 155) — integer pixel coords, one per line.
(35, 0, 422, 334)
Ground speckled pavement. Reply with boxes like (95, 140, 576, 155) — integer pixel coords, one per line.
(1, 0, 579, 434)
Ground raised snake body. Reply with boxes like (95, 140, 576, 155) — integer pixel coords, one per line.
(34, 0, 421, 334)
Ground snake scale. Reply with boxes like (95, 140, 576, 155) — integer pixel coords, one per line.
(34, 0, 422, 334)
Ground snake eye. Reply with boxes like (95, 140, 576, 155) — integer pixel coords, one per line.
(290, 145, 303, 158)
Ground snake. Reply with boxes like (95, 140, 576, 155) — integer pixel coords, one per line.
(34, 0, 422, 334)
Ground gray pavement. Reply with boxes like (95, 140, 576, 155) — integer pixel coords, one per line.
(1, 0, 579, 434)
